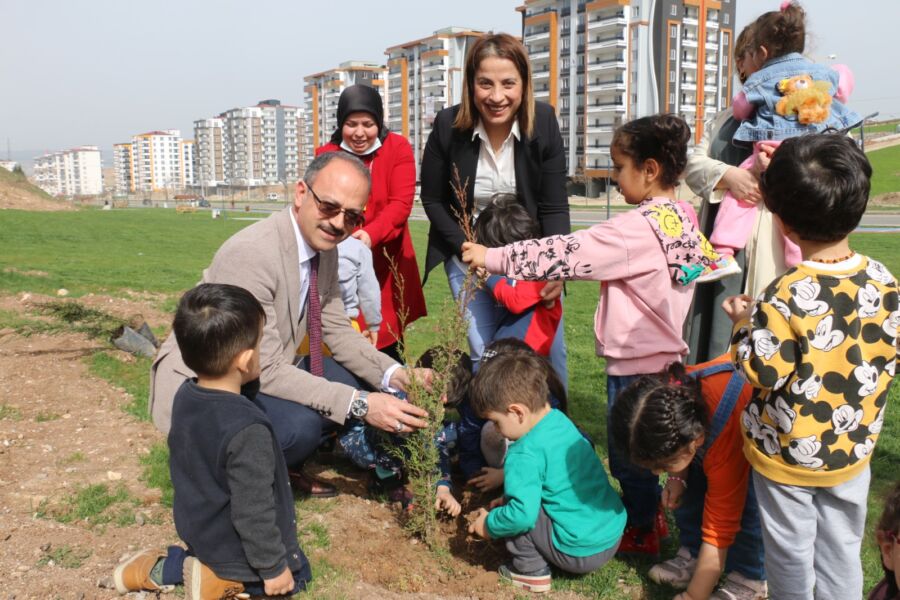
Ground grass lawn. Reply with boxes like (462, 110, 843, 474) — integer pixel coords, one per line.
(1, 207, 899, 597)
(868, 144, 900, 197)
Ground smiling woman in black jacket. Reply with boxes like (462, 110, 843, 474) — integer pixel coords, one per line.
(420, 33, 570, 380)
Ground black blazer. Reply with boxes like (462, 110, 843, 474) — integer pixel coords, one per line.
(420, 101, 571, 280)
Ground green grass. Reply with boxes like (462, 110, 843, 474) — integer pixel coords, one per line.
(87, 352, 152, 421)
(37, 483, 140, 528)
(868, 144, 900, 197)
(36, 545, 92, 569)
(0, 403, 22, 420)
(2, 209, 900, 597)
(862, 121, 900, 135)
(35, 411, 61, 422)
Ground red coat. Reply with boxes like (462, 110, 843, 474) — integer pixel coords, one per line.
(317, 132, 427, 349)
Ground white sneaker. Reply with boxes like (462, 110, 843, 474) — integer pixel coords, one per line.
(648, 546, 696, 589)
(696, 255, 742, 283)
(711, 571, 768, 600)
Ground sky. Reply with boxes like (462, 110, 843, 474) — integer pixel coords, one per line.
(2, 0, 899, 165)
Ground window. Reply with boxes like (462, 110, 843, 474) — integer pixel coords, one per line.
(724, 13, 730, 24)
(670, 48, 677, 60)
(670, 71, 676, 82)
(723, 55, 728, 66)
(671, 25, 677, 37)
(670, 4, 677, 15)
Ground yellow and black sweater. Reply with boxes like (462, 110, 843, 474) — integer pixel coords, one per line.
(730, 255, 899, 487)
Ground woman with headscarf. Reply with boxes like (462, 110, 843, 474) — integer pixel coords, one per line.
(316, 85, 426, 360)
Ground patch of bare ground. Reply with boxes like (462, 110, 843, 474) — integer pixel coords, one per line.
(870, 192, 900, 207)
(0, 294, 602, 598)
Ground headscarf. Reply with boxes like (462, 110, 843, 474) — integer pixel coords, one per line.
(329, 85, 388, 153)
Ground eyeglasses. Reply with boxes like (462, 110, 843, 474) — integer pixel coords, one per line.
(305, 182, 365, 229)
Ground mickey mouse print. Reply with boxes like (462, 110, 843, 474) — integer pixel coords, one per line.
(730, 257, 899, 487)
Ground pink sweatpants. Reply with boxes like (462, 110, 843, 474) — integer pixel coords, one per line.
(709, 141, 801, 267)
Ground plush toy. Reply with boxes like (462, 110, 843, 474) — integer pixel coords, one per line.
(775, 74, 833, 124)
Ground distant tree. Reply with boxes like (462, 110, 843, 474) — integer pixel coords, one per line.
(13, 165, 24, 175)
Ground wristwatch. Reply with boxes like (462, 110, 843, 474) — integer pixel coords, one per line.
(349, 391, 369, 420)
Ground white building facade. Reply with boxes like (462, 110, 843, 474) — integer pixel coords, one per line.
(385, 27, 485, 168)
(33, 146, 103, 196)
(193, 100, 300, 188)
(520, 0, 736, 181)
(112, 130, 195, 193)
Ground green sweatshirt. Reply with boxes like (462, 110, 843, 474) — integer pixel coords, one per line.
(485, 409, 626, 556)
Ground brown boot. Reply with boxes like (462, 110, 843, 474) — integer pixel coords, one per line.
(113, 548, 172, 594)
(183, 556, 247, 599)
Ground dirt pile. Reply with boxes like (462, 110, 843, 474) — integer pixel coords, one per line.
(0, 168, 73, 211)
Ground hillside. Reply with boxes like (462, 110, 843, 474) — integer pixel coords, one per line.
(0, 168, 73, 211)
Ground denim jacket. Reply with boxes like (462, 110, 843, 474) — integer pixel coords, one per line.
(734, 53, 861, 143)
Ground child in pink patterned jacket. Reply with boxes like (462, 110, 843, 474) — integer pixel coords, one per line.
(463, 114, 717, 557)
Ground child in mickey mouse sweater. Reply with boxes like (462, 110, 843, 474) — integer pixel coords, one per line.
(724, 135, 898, 600)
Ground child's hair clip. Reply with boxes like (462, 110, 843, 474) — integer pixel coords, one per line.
(780, 0, 791, 11)
(481, 349, 498, 361)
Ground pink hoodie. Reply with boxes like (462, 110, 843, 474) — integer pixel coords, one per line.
(484, 198, 696, 376)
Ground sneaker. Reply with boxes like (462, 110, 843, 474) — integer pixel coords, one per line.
(697, 255, 742, 283)
(183, 556, 248, 600)
(616, 524, 660, 558)
(648, 547, 697, 589)
(113, 548, 173, 594)
(498, 564, 552, 593)
(655, 505, 670, 541)
(711, 571, 768, 600)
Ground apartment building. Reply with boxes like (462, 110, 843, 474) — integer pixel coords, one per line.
(33, 146, 103, 196)
(301, 61, 386, 170)
(194, 100, 300, 188)
(384, 27, 485, 165)
(520, 0, 735, 182)
(112, 130, 195, 193)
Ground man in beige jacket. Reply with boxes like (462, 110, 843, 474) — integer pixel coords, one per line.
(150, 152, 429, 496)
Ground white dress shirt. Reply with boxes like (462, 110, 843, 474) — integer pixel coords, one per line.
(472, 120, 519, 217)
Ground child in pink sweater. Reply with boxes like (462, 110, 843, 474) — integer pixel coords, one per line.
(463, 114, 716, 557)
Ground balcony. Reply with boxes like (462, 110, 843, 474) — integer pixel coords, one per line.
(526, 30, 550, 42)
(588, 34, 626, 50)
(586, 102, 626, 114)
(587, 13, 626, 31)
(682, 36, 698, 48)
(585, 145, 611, 156)
(422, 61, 445, 73)
(586, 124, 615, 134)
(706, 40, 719, 51)
(682, 59, 698, 69)
(707, 19, 719, 29)
(587, 60, 626, 73)
(705, 63, 718, 72)
(683, 16, 698, 26)
(681, 81, 696, 91)
(682, 104, 697, 112)
(587, 80, 625, 93)
(533, 67, 551, 80)
(530, 49, 551, 61)
(422, 77, 445, 89)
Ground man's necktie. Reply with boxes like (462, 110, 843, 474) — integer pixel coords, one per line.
(307, 254, 323, 377)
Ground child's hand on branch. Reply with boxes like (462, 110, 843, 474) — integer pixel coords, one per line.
(468, 467, 504, 492)
(722, 294, 753, 324)
(435, 484, 462, 517)
(467, 508, 490, 539)
(461, 242, 488, 268)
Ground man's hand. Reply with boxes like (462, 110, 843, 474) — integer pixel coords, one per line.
(722, 294, 753, 324)
(388, 367, 433, 393)
(435, 484, 462, 517)
(263, 566, 294, 596)
(351, 229, 372, 248)
(364, 392, 428, 433)
(461, 242, 488, 268)
(468, 467, 504, 492)
(750, 143, 777, 179)
(467, 507, 490, 539)
(720, 167, 761, 203)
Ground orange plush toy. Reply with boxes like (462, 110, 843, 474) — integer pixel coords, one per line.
(775, 74, 834, 124)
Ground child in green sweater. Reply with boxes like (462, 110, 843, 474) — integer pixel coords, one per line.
(467, 351, 626, 593)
